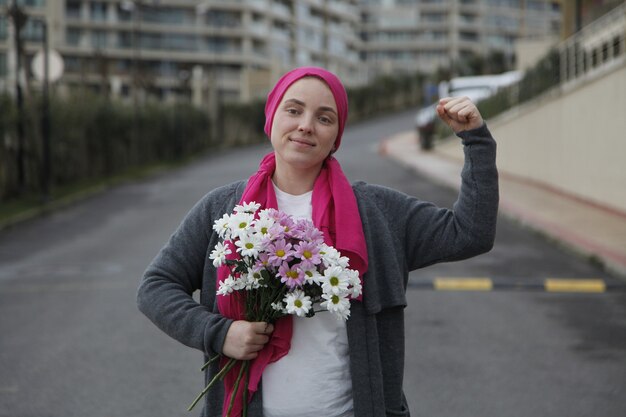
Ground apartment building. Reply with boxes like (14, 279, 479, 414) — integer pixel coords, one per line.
(360, 0, 562, 76)
(0, 0, 362, 104)
(0, 0, 562, 103)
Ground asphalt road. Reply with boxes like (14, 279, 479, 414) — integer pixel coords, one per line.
(1, 108, 625, 417)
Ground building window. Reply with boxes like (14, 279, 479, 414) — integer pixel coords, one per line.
(526, 0, 546, 10)
(421, 13, 447, 23)
(90, 2, 107, 22)
(142, 7, 190, 25)
(460, 31, 478, 41)
(0, 52, 6, 77)
(22, 18, 44, 42)
(117, 31, 132, 49)
(139, 33, 197, 52)
(272, 45, 290, 66)
(63, 56, 82, 73)
(116, 4, 132, 22)
(66, 0, 81, 19)
(66, 28, 82, 46)
(201, 11, 241, 28)
(0, 16, 7, 40)
(15, 0, 46, 6)
(115, 59, 131, 73)
(92, 30, 107, 49)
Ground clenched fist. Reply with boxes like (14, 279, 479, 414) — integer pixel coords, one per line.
(436, 96, 484, 133)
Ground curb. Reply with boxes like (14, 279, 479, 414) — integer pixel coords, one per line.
(380, 131, 626, 280)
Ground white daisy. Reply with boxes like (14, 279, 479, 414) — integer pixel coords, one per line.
(245, 269, 264, 290)
(212, 213, 232, 239)
(284, 290, 312, 317)
(346, 268, 362, 298)
(253, 216, 276, 238)
(320, 244, 341, 268)
(321, 266, 350, 296)
(209, 242, 232, 268)
(216, 275, 236, 296)
(231, 275, 247, 291)
(235, 232, 262, 258)
(228, 212, 255, 239)
(336, 256, 350, 268)
(321, 292, 351, 321)
(300, 265, 322, 285)
(234, 202, 261, 214)
(270, 302, 286, 314)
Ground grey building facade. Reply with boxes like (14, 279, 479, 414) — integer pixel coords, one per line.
(0, 0, 561, 104)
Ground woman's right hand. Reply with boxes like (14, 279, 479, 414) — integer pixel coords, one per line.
(222, 320, 274, 360)
(436, 96, 484, 133)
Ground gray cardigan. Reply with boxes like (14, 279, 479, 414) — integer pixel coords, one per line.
(138, 124, 499, 416)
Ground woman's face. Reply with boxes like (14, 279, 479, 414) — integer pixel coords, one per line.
(270, 77, 339, 174)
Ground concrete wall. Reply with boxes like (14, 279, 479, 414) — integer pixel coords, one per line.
(488, 62, 626, 213)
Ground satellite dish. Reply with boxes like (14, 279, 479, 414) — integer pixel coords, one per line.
(32, 49, 64, 82)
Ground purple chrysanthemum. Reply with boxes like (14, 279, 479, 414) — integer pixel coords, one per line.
(267, 238, 294, 267)
(278, 262, 305, 289)
(294, 240, 322, 267)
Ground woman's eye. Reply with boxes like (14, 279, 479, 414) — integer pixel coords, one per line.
(319, 116, 332, 124)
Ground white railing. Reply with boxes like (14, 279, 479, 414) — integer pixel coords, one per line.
(559, 2, 626, 85)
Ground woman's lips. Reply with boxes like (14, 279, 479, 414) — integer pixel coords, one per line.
(289, 137, 315, 147)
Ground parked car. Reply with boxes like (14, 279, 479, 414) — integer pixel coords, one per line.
(415, 70, 523, 150)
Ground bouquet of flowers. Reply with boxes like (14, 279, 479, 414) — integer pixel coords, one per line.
(187, 201, 362, 415)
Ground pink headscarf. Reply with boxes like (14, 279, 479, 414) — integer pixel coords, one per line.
(263, 66, 349, 150)
(216, 67, 368, 417)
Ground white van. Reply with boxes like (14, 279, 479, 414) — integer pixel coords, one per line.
(439, 70, 523, 103)
(415, 70, 523, 149)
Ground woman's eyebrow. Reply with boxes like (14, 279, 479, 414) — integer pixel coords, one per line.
(284, 98, 337, 115)
(284, 98, 305, 106)
(319, 106, 338, 115)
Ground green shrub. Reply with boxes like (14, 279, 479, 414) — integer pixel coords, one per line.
(1, 70, 426, 202)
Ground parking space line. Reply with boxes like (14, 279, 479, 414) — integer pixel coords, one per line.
(409, 277, 625, 292)
(434, 278, 493, 291)
(544, 279, 606, 293)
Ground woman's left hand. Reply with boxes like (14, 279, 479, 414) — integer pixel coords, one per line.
(436, 96, 484, 133)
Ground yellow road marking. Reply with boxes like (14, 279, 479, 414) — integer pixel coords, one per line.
(544, 279, 606, 293)
(434, 278, 493, 291)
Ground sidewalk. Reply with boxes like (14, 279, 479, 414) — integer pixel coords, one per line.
(380, 131, 626, 280)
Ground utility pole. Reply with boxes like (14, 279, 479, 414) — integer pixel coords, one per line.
(40, 19, 51, 202)
(575, 0, 583, 32)
(8, 0, 27, 194)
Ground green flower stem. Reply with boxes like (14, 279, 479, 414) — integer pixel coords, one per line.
(225, 360, 249, 417)
(243, 361, 250, 417)
(258, 286, 287, 322)
(200, 354, 222, 372)
(187, 357, 237, 411)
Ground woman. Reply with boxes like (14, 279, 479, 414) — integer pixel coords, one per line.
(138, 67, 498, 417)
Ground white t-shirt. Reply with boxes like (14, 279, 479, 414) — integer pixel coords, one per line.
(261, 184, 354, 417)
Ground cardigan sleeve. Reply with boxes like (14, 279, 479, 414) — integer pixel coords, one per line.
(136, 183, 241, 356)
(404, 123, 499, 269)
(362, 123, 498, 272)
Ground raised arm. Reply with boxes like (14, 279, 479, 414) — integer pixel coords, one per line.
(405, 97, 498, 269)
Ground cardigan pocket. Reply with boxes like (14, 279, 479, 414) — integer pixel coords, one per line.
(361, 256, 407, 315)
(386, 405, 410, 416)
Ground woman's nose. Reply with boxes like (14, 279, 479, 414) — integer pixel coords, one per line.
(298, 116, 314, 134)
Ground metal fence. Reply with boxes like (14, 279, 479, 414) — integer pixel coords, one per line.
(560, 2, 626, 87)
(478, 2, 626, 123)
